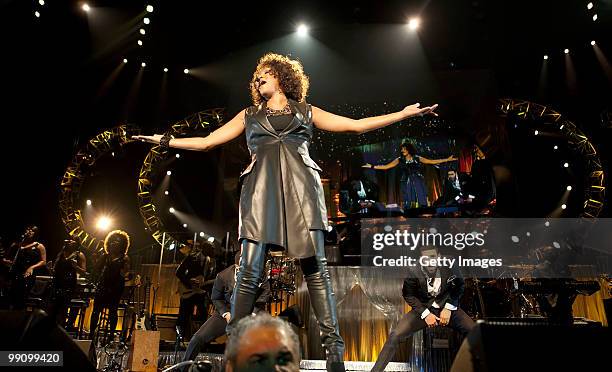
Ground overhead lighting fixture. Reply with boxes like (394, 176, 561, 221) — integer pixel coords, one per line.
(199, 232, 205, 237)
(561, 204, 567, 210)
(123, 58, 128, 64)
(96, 216, 112, 230)
(164, 190, 169, 195)
(138, 40, 143, 46)
(534, 130, 539, 135)
(408, 18, 421, 31)
(166, 170, 172, 176)
(86, 199, 92, 206)
(591, 40, 596, 46)
(563, 162, 569, 168)
(144, 17, 150, 24)
(183, 68, 189, 74)
(140, 28, 146, 35)
(564, 48, 569, 54)
(587, 2, 593, 10)
(146, 5, 154, 13)
(543, 55, 549, 60)
(175, 153, 180, 158)
(164, 67, 168, 72)
(82, 3, 90, 12)
(297, 24, 308, 37)
(207, 237, 215, 243)
(183, 223, 188, 228)
(34, 11, 40, 18)
(141, 62, 146, 67)
(566, 185, 572, 191)
(169, 207, 175, 214)
(553, 145, 558, 150)
(593, 14, 598, 21)
(39, 0, 45, 5)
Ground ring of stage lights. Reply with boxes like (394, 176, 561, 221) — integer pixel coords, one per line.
(59, 125, 141, 252)
(497, 98, 605, 218)
(137, 108, 225, 248)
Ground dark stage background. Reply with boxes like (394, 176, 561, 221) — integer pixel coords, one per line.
(0, 0, 610, 261)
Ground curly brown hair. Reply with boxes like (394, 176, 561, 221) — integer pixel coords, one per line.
(104, 229, 130, 256)
(249, 53, 310, 106)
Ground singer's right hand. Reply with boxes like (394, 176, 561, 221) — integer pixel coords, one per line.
(132, 134, 163, 144)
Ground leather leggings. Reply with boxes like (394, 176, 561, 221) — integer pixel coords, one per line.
(229, 230, 345, 372)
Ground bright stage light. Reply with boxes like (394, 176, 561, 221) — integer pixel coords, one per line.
(408, 18, 420, 31)
(138, 40, 143, 46)
(561, 204, 567, 210)
(183, 68, 189, 74)
(86, 199, 92, 206)
(169, 207, 175, 214)
(143, 17, 150, 24)
(183, 223, 188, 228)
(297, 24, 308, 37)
(207, 237, 215, 243)
(34, 11, 40, 18)
(563, 162, 569, 168)
(164, 67, 168, 72)
(164, 190, 169, 195)
(39, 0, 45, 5)
(553, 145, 558, 150)
(123, 58, 128, 63)
(199, 232, 205, 237)
(82, 3, 90, 12)
(146, 5, 154, 13)
(534, 130, 539, 135)
(166, 170, 172, 176)
(543, 55, 549, 60)
(591, 40, 596, 46)
(169, 243, 175, 250)
(564, 48, 569, 54)
(526, 232, 531, 237)
(559, 124, 564, 130)
(141, 62, 146, 67)
(140, 28, 146, 35)
(175, 153, 180, 158)
(545, 221, 550, 227)
(566, 185, 572, 191)
(96, 216, 112, 230)
(587, 2, 593, 10)
(593, 14, 598, 21)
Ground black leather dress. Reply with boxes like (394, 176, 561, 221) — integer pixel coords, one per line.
(238, 99, 327, 258)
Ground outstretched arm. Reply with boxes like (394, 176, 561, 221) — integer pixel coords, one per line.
(133, 109, 246, 151)
(419, 155, 457, 165)
(312, 103, 438, 134)
(362, 158, 400, 170)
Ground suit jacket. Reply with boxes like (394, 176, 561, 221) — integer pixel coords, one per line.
(402, 266, 464, 314)
(211, 264, 270, 315)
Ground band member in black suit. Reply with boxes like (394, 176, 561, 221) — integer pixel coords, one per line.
(89, 230, 130, 342)
(175, 241, 214, 339)
(371, 246, 474, 372)
(436, 169, 468, 206)
(181, 252, 270, 365)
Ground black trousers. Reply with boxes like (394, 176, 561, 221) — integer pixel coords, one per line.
(177, 293, 208, 337)
(182, 312, 227, 363)
(371, 307, 474, 372)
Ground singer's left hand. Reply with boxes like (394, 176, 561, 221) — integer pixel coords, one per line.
(402, 103, 439, 118)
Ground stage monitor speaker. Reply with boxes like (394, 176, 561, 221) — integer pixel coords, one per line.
(128, 330, 160, 372)
(450, 320, 611, 372)
(0, 309, 96, 371)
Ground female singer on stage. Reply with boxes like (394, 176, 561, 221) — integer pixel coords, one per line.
(134, 53, 438, 371)
(89, 230, 130, 342)
(6, 226, 46, 310)
(363, 142, 456, 209)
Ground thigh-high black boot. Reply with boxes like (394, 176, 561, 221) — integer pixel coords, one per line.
(300, 230, 345, 372)
(227, 239, 268, 333)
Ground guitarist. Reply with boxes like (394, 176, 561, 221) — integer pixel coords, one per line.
(175, 241, 214, 339)
(181, 251, 270, 367)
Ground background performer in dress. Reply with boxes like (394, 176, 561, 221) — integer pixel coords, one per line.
(134, 52, 439, 371)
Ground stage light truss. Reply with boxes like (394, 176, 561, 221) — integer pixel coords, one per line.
(498, 98, 605, 217)
(137, 108, 225, 247)
(59, 125, 141, 252)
